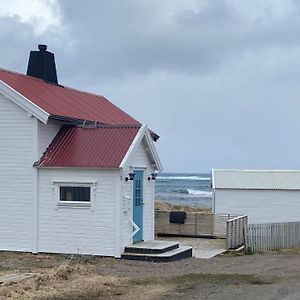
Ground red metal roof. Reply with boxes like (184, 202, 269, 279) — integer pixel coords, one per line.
(0, 68, 140, 125)
(36, 125, 141, 168)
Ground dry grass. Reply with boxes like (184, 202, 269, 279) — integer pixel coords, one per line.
(0, 261, 178, 300)
(1, 249, 300, 299)
(0, 261, 130, 300)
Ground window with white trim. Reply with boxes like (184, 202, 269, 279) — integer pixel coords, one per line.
(57, 183, 93, 207)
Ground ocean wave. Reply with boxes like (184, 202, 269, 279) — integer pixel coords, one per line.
(157, 176, 211, 181)
(175, 188, 212, 197)
(186, 189, 212, 197)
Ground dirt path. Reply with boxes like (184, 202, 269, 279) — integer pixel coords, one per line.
(0, 250, 300, 299)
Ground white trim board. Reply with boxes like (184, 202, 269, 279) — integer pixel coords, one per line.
(119, 124, 163, 172)
(0, 80, 49, 124)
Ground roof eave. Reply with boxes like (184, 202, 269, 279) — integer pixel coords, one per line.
(144, 127, 163, 172)
(49, 114, 100, 125)
(50, 115, 160, 141)
(0, 79, 49, 124)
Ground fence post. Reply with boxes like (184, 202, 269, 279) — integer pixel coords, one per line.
(226, 220, 229, 249)
(195, 213, 197, 236)
(244, 225, 248, 253)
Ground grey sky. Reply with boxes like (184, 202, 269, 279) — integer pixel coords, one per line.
(1, 0, 300, 172)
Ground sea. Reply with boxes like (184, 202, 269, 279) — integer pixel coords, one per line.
(155, 173, 212, 208)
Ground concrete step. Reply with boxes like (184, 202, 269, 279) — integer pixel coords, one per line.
(124, 240, 179, 254)
(121, 245, 192, 262)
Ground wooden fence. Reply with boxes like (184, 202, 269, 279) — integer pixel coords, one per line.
(226, 215, 248, 249)
(245, 221, 300, 253)
(155, 211, 234, 238)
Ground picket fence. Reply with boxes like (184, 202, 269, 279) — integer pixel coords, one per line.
(245, 221, 300, 253)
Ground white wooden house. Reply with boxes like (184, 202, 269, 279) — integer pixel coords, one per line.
(0, 45, 163, 257)
(212, 169, 300, 224)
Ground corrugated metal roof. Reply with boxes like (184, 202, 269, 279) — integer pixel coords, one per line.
(36, 125, 140, 168)
(0, 68, 140, 125)
(213, 169, 300, 190)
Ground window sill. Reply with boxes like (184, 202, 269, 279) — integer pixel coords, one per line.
(56, 201, 91, 209)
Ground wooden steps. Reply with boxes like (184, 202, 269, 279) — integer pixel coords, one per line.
(121, 240, 192, 262)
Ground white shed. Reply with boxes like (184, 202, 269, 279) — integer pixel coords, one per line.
(212, 169, 300, 224)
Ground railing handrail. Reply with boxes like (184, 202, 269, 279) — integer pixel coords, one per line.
(226, 215, 248, 249)
(128, 217, 140, 239)
(227, 215, 248, 223)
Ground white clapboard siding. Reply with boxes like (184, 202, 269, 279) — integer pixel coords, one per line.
(38, 120, 61, 157)
(245, 221, 300, 252)
(121, 137, 155, 251)
(38, 168, 119, 256)
(0, 93, 35, 251)
(214, 189, 300, 224)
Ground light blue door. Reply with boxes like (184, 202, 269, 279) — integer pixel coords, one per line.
(133, 170, 143, 243)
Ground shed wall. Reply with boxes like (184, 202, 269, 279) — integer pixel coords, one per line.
(38, 168, 119, 256)
(0, 93, 35, 251)
(214, 189, 300, 224)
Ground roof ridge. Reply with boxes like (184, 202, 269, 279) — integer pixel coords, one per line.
(0, 67, 108, 99)
(0, 67, 26, 77)
(62, 84, 107, 99)
(0, 67, 65, 87)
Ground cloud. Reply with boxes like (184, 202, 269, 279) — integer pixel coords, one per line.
(227, 0, 296, 21)
(0, 0, 63, 35)
(55, 0, 300, 86)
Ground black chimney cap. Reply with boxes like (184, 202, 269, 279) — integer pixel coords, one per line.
(26, 44, 58, 84)
(38, 44, 47, 51)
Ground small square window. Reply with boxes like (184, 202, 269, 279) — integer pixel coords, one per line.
(59, 186, 91, 202)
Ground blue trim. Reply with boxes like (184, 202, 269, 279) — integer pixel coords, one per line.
(133, 171, 143, 243)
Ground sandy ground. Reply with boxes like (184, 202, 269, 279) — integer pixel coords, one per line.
(0, 249, 300, 299)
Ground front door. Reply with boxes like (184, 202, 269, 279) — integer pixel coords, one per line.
(133, 170, 143, 243)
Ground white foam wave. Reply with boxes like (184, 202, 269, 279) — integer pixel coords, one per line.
(186, 189, 212, 197)
(157, 176, 211, 181)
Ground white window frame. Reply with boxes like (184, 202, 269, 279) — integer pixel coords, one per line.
(51, 180, 97, 209)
